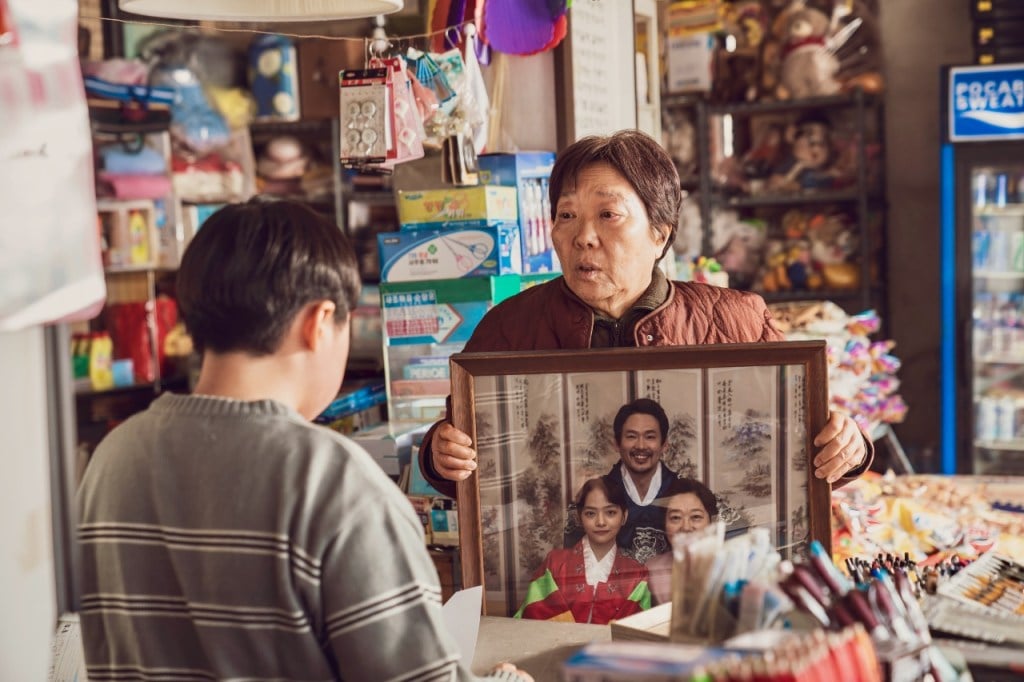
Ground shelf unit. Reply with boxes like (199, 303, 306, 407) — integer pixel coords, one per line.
(665, 89, 887, 316)
(248, 117, 344, 229)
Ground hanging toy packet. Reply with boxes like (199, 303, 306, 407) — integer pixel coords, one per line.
(369, 56, 425, 171)
(339, 67, 392, 166)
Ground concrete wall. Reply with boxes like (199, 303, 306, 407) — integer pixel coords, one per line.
(0, 328, 57, 681)
(879, 2, 973, 469)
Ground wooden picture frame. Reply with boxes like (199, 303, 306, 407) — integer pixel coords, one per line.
(451, 341, 829, 617)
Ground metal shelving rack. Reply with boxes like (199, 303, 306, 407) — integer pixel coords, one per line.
(663, 89, 887, 318)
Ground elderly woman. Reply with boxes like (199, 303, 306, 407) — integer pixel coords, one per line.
(645, 477, 718, 606)
(419, 130, 870, 496)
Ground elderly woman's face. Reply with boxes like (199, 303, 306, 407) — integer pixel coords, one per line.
(551, 162, 667, 319)
(664, 493, 711, 536)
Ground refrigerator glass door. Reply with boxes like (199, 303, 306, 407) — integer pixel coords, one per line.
(971, 164, 1024, 473)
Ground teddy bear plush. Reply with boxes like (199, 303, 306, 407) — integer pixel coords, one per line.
(775, 1, 840, 100)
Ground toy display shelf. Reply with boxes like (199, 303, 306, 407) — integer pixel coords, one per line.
(661, 90, 878, 116)
(711, 189, 862, 208)
(662, 88, 886, 319)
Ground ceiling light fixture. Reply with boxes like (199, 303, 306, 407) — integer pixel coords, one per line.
(118, 0, 404, 22)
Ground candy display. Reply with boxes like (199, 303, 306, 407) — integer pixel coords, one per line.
(769, 301, 908, 435)
(832, 472, 1024, 576)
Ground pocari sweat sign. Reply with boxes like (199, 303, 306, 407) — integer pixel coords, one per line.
(950, 64, 1024, 142)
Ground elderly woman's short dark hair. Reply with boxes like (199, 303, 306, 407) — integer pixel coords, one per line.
(548, 130, 683, 259)
(660, 477, 718, 519)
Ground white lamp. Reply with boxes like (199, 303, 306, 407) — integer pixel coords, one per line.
(119, 0, 404, 22)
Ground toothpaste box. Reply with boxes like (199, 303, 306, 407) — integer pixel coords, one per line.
(477, 151, 559, 274)
(397, 185, 518, 227)
(377, 223, 522, 282)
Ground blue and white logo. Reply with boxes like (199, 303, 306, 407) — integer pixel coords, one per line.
(950, 64, 1024, 142)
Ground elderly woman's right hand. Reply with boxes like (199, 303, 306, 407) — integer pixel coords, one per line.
(432, 421, 478, 481)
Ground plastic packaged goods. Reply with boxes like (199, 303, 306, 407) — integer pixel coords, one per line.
(88, 332, 114, 391)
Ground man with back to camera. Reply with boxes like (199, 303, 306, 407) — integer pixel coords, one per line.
(565, 398, 680, 563)
(76, 199, 530, 682)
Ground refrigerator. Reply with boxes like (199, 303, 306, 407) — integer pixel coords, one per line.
(940, 63, 1024, 475)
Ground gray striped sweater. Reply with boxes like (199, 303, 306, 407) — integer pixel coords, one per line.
(77, 393, 521, 681)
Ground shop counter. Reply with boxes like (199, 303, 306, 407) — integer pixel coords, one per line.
(472, 616, 609, 679)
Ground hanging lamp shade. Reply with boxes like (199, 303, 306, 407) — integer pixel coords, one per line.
(118, 0, 404, 22)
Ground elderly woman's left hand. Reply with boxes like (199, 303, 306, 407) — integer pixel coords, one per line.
(813, 411, 867, 483)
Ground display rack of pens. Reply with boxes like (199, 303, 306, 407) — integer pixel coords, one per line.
(920, 552, 1024, 648)
(782, 541, 960, 682)
(843, 551, 973, 598)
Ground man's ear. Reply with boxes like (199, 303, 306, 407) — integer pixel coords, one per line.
(301, 300, 337, 351)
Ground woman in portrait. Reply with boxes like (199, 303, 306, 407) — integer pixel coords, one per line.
(419, 130, 871, 495)
(514, 477, 651, 624)
(645, 477, 718, 606)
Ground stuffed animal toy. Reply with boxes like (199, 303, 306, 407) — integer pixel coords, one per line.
(710, 212, 767, 289)
(831, 0, 885, 94)
(775, 1, 840, 100)
(808, 212, 861, 289)
(808, 213, 858, 265)
(759, 238, 824, 292)
(768, 112, 837, 192)
(714, 0, 770, 103)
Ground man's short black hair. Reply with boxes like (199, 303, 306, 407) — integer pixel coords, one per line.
(612, 398, 669, 444)
(176, 198, 361, 355)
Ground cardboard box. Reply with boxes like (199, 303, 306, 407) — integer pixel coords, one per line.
(380, 275, 522, 421)
(477, 151, 555, 188)
(478, 151, 560, 274)
(665, 32, 714, 93)
(397, 185, 518, 227)
(351, 420, 430, 477)
(377, 223, 522, 282)
(429, 498, 459, 546)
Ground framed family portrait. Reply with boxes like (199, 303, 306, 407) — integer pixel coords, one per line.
(450, 341, 829, 617)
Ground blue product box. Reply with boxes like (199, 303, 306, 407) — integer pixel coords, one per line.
(379, 276, 522, 420)
(377, 223, 522, 282)
(315, 380, 387, 423)
(477, 151, 556, 187)
(562, 642, 737, 681)
(379, 275, 522, 346)
(477, 151, 559, 274)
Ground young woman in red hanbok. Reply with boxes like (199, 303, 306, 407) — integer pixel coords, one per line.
(514, 477, 651, 624)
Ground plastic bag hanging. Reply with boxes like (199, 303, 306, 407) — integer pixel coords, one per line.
(0, 0, 106, 328)
(462, 22, 489, 154)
